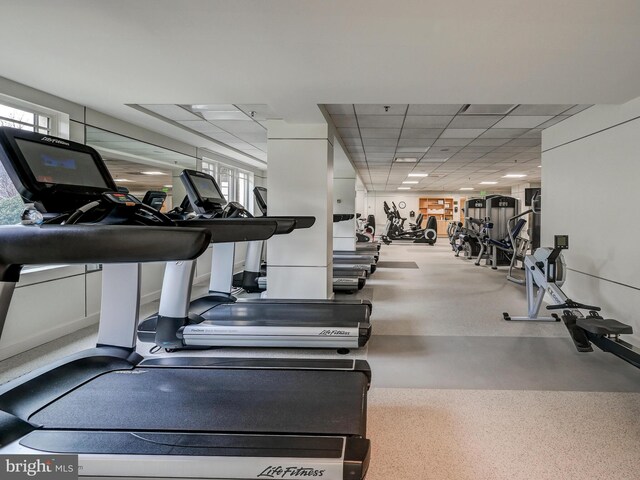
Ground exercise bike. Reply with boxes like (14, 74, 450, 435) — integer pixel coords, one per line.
(503, 235, 638, 368)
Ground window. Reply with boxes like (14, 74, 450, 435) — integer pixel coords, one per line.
(0, 101, 57, 225)
(202, 159, 254, 213)
(0, 96, 71, 226)
(0, 103, 51, 134)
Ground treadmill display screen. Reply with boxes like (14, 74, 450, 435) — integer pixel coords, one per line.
(191, 174, 226, 203)
(257, 188, 266, 205)
(16, 138, 109, 188)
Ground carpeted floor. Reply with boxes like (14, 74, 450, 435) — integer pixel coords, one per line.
(1, 240, 638, 479)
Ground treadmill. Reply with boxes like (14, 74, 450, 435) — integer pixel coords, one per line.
(333, 214, 379, 263)
(0, 127, 371, 480)
(138, 169, 372, 350)
(241, 188, 368, 293)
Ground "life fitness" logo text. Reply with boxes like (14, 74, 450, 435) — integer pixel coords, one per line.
(258, 465, 325, 478)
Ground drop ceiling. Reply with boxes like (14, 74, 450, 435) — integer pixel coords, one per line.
(135, 104, 271, 163)
(326, 104, 591, 192)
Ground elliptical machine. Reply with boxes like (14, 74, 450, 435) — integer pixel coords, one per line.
(380, 201, 437, 245)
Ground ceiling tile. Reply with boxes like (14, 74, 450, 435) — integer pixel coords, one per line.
(342, 138, 362, 146)
(493, 116, 553, 128)
(347, 145, 364, 152)
(177, 120, 223, 133)
(433, 138, 474, 147)
(400, 128, 443, 139)
(479, 128, 529, 138)
(510, 104, 574, 116)
(189, 104, 237, 112)
(428, 146, 461, 155)
(333, 115, 358, 127)
(469, 138, 511, 147)
(461, 105, 516, 115)
(362, 138, 398, 147)
(142, 104, 202, 121)
(213, 120, 265, 134)
(506, 138, 541, 147)
(365, 146, 396, 153)
(326, 104, 354, 115)
(561, 105, 593, 115)
(398, 138, 435, 148)
(357, 115, 404, 128)
(407, 105, 462, 115)
(448, 115, 502, 128)
(396, 147, 429, 154)
(441, 128, 487, 139)
(462, 146, 494, 153)
(202, 111, 251, 121)
(235, 104, 279, 121)
(360, 128, 401, 139)
(354, 104, 407, 115)
(536, 116, 571, 128)
(337, 127, 360, 138)
(403, 116, 452, 128)
(518, 129, 543, 138)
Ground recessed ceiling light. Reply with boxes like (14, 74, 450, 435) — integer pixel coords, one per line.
(397, 187, 411, 190)
(408, 173, 428, 177)
(163, 184, 172, 188)
(141, 171, 165, 175)
(402, 181, 419, 184)
(502, 174, 527, 178)
(479, 181, 498, 185)
(395, 157, 418, 163)
(114, 178, 132, 182)
(460, 187, 474, 191)
(538, 165, 542, 168)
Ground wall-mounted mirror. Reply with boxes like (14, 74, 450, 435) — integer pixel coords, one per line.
(85, 126, 197, 212)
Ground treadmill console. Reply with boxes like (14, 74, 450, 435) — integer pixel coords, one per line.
(142, 190, 167, 210)
(180, 169, 227, 215)
(0, 127, 117, 213)
(103, 192, 142, 206)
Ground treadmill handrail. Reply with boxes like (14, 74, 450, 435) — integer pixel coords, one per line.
(174, 218, 279, 242)
(0, 225, 211, 280)
(266, 216, 315, 230)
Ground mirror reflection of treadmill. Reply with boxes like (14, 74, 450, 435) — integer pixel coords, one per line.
(137, 169, 372, 351)
(249, 188, 374, 294)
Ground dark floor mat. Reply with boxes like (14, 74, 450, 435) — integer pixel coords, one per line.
(376, 261, 419, 269)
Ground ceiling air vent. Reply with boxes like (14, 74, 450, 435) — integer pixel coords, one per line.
(460, 104, 518, 115)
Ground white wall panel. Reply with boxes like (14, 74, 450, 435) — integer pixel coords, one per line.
(542, 99, 640, 340)
(0, 275, 91, 361)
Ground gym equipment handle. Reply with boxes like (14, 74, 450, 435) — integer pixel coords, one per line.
(546, 299, 601, 311)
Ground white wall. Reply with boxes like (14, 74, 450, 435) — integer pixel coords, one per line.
(542, 99, 640, 341)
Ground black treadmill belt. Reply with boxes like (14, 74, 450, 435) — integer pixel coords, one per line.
(21, 431, 344, 458)
(30, 369, 367, 436)
(204, 303, 369, 325)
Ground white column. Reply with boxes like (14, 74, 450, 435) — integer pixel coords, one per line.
(333, 141, 357, 251)
(266, 120, 333, 299)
